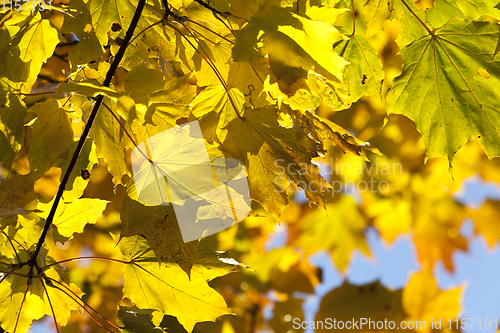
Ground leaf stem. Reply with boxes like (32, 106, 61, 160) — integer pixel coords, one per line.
(43, 256, 131, 270)
(28, 0, 148, 277)
(400, 0, 433, 35)
(46, 276, 120, 332)
(42, 281, 61, 333)
(186, 19, 234, 44)
(101, 101, 153, 163)
(127, 20, 162, 47)
(350, 0, 356, 37)
(168, 21, 244, 119)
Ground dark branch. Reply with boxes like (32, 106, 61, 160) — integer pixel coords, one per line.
(28, 0, 148, 277)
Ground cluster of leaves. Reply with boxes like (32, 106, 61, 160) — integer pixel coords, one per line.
(1, 0, 500, 331)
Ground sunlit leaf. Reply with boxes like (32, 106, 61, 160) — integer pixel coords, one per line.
(120, 235, 240, 332)
(222, 106, 326, 217)
(50, 198, 109, 243)
(294, 196, 370, 271)
(27, 99, 75, 178)
(467, 199, 500, 247)
(403, 267, 462, 333)
(387, 18, 500, 163)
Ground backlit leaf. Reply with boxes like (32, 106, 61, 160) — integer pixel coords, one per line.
(316, 281, 406, 332)
(403, 267, 462, 333)
(467, 199, 500, 247)
(51, 198, 109, 243)
(222, 106, 326, 217)
(0, 174, 38, 219)
(27, 99, 75, 178)
(120, 235, 240, 332)
(387, 18, 500, 163)
(294, 196, 370, 271)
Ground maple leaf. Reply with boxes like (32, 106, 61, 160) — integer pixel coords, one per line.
(87, 0, 137, 46)
(27, 99, 75, 178)
(133, 75, 196, 141)
(233, 5, 348, 84)
(0, 251, 84, 333)
(121, 192, 199, 275)
(124, 64, 167, 105)
(48, 198, 109, 243)
(0, 174, 38, 219)
(294, 196, 370, 271)
(2, 0, 499, 331)
(316, 281, 406, 332)
(467, 199, 500, 247)
(363, 0, 395, 37)
(125, 118, 251, 266)
(0, 80, 27, 169)
(120, 235, 241, 333)
(403, 267, 462, 333)
(334, 33, 385, 103)
(387, 18, 500, 164)
(0, 12, 64, 93)
(221, 106, 327, 217)
(190, 84, 245, 140)
(426, 0, 500, 27)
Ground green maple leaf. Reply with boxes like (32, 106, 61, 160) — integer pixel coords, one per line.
(120, 235, 241, 333)
(387, 18, 500, 163)
(362, 0, 394, 37)
(392, 0, 428, 47)
(334, 33, 385, 103)
(426, 0, 500, 27)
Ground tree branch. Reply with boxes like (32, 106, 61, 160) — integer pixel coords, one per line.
(28, 0, 148, 275)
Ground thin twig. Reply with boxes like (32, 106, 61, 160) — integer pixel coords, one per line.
(400, 0, 433, 35)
